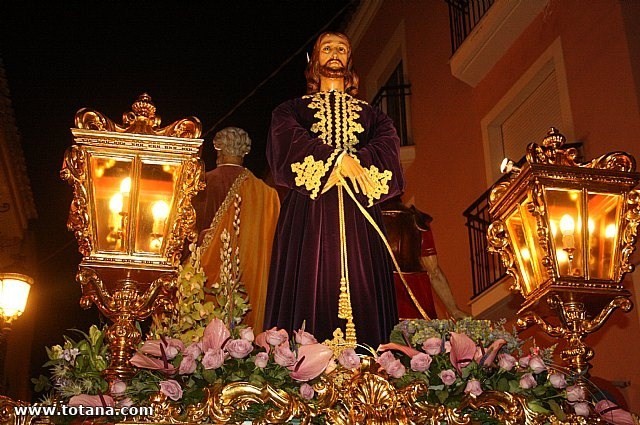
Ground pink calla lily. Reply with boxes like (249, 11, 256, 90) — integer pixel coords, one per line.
(130, 353, 177, 374)
(596, 400, 636, 425)
(202, 318, 231, 352)
(449, 332, 477, 373)
(69, 394, 115, 407)
(377, 342, 421, 358)
(288, 343, 334, 381)
(141, 338, 185, 360)
(478, 338, 506, 367)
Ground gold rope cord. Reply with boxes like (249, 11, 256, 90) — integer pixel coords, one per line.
(338, 175, 431, 321)
(337, 185, 357, 347)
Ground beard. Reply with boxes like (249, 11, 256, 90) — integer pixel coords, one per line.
(319, 63, 347, 79)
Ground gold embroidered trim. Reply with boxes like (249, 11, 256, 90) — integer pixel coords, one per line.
(365, 165, 393, 207)
(200, 169, 250, 250)
(305, 91, 364, 152)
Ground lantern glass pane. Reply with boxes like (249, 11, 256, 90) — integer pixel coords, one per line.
(134, 161, 180, 254)
(587, 192, 622, 280)
(545, 188, 584, 278)
(0, 277, 31, 318)
(90, 156, 133, 253)
(505, 208, 537, 295)
(518, 199, 550, 287)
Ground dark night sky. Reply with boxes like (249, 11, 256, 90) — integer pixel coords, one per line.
(0, 1, 352, 397)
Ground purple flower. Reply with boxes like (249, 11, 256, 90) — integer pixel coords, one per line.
(141, 338, 184, 360)
(265, 328, 288, 346)
(528, 356, 546, 374)
(376, 351, 396, 369)
(566, 385, 586, 402)
(178, 355, 197, 374)
(183, 342, 202, 359)
(596, 399, 636, 425)
(294, 329, 318, 345)
(338, 348, 360, 370)
(410, 353, 432, 372)
(202, 348, 226, 369)
(422, 337, 442, 355)
(497, 353, 517, 371)
(274, 343, 296, 367)
(439, 369, 457, 386)
(254, 352, 269, 368)
(109, 380, 126, 396)
(300, 383, 315, 400)
(519, 372, 537, 389)
(226, 338, 253, 359)
(159, 379, 183, 401)
(385, 359, 406, 378)
(240, 327, 255, 342)
(518, 355, 531, 368)
(464, 379, 483, 396)
(573, 402, 590, 417)
(549, 373, 567, 389)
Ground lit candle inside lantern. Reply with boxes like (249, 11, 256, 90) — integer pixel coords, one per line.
(109, 192, 124, 230)
(151, 200, 170, 235)
(559, 214, 575, 249)
(605, 223, 617, 239)
(120, 177, 131, 212)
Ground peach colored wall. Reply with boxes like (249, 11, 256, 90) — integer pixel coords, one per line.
(353, 0, 640, 411)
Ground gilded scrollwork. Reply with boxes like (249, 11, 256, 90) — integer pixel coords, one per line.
(619, 189, 640, 279)
(165, 158, 205, 266)
(487, 220, 520, 292)
(60, 145, 92, 257)
(75, 93, 202, 138)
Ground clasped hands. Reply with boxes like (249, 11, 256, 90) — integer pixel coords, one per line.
(321, 154, 376, 195)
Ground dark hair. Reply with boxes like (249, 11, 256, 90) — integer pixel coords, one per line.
(305, 32, 359, 96)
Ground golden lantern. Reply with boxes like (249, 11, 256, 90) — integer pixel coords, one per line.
(60, 93, 204, 382)
(0, 271, 32, 393)
(488, 128, 640, 380)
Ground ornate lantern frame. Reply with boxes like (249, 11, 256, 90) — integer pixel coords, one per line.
(488, 128, 640, 379)
(61, 94, 204, 382)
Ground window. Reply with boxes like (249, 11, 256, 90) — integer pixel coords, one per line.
(372, 62, 412, 147)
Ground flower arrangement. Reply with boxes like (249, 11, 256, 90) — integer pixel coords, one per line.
(33, 205, 638, 424)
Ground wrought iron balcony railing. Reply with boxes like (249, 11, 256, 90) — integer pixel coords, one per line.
(445, 0, 495, 54)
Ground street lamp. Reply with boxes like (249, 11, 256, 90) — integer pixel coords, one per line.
(488, 128, 640, 382)
(61, 93, 204, 383)
(0, 272, 33, 393)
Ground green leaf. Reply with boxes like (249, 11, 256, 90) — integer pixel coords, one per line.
(548, 400, 566, 420)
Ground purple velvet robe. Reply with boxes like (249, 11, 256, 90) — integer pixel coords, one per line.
(264, 91, 404, 348)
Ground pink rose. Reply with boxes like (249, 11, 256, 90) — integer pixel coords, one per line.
(240, 327, 255, 342)
(497, 353, 517, 371)
(300, 383, 315, 400)
(178, 355, 197, 374)
(254, 352, 269, 368)
(376, 351, 396, 369)
(110, 380, 126, 396)
(117, 397, 133, 408)
(519, 355, 531, 368)
(566, 385, 586, 402)
(439, 369, 457, 386)
(294, 329, 318, 345)
(226, 338, 253, 359)
(528, 356, 546, 374)
(410, 353, 432, 372)
(265, 328, 289, 346)
(422, 337, 442, 355)
(549, 373, 567, 389)
(183, 342, 202, 359)
(519, 372, 537, 389)
(464, 379, 483, 396)
(202, 348, 226, 369)
(385, 359, 406, 379)
(573, 402, 590, 417)
(338, 348, 361, 370)
(159, 379, 183, 401)
(274, 343, 296, 367)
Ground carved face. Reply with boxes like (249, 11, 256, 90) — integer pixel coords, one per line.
(318, 33, 350, 78)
